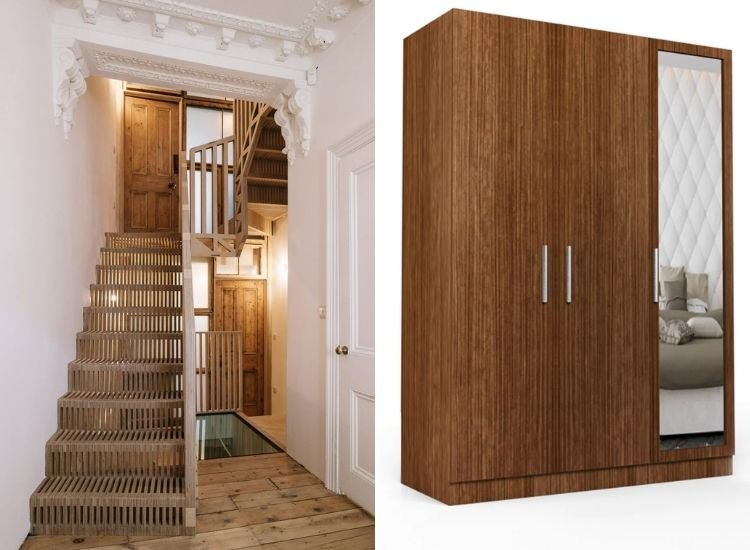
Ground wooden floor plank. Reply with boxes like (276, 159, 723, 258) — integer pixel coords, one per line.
(198, 478, 277, 499)
(198, 496, 357, 533)
(123, 527, 260, 549)
(269, 473, 321, 490)
(198, 495, 238, 515)
(257, 527, 375, 550)
(21, 535, 130, 550)
(200, 465, 307, 486)
(24, 451, 370, 550)
(250, 510, 375, 545)
(232, 484, 334, 510)
(197, 454, 292, 475)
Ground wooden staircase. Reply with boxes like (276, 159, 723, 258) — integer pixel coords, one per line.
(247, 109, 288, 206)
(29, 232, 194, 537)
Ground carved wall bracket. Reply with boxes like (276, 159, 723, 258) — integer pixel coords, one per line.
(274, 87, 312, 164)
(54, 46, 88, 139)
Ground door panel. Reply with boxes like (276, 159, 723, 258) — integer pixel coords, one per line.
(557, 28, 654, 471)
(450, 14, 559, 483)
(214, 279, 265, 416)
(336, 135, 375, 514)
(124, 95, 179, 233)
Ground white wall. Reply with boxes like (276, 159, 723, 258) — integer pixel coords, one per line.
(286, 5, 374, 480)
(269, 216, 289, 416)
(0, 2, 122, 545)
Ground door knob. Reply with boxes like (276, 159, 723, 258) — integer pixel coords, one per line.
(168, 181, 177, 190)
(335, 345, 349, 356)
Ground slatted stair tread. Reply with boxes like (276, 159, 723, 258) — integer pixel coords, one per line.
(77, 331, 183, 338)
(106, 232, 180, 238)
(48, 427, 184, 445)
(100, 247, 181, 254)
(98, 265, 183, 271)
(60, 390, 182, 401)
(32, 476, 185, 500)
(84, 306, 182, 312)
(90, 284, 182, 290)
(68, 360, 183, 370)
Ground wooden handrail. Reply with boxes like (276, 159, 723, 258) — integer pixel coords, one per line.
(179, 150, 197, 528)
(195, 331, 243, 413)
(185, 101, 271, 258)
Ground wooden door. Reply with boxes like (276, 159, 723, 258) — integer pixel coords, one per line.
(449, 13, 560, 483)
(124, 95, 180, 232)
(214, 279, 265, 416)
(556, 27, 655, 471)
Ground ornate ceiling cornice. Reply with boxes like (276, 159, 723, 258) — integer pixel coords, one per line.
(92, 51, 278, 99)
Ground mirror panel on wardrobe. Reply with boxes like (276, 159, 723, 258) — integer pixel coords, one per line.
(658, 51, 724, 450)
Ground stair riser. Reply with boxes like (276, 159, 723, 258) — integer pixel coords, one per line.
(76, 338, 182, 362)
(46, 447, 184, 477)
(83, 310, 182, 332)
(106, 234, 180, 250)
(89, 288, 181, 308)
(30, 504, 188, 537)
(59, 405, 183, 431)
(69, 368, 183, 393)
(100, 250, 181, 267)
(96, 268, 182, 286)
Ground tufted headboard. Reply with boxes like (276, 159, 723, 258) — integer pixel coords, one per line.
(658, 51, 723, 310)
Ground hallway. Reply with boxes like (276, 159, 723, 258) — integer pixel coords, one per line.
(23, 453, 374, 549)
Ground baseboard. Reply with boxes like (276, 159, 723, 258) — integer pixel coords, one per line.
(439, 457, 732, 505)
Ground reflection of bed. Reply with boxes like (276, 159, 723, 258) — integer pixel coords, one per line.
(659, 310, 724, 436)
(660, 338, 723, 389)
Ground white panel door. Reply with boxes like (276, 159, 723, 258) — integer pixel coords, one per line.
(335, 138, 375, 514)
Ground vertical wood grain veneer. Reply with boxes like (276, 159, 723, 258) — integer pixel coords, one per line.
(402, 9, 733, 505)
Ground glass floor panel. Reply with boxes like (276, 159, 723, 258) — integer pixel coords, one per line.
(197, 413, 280, 460)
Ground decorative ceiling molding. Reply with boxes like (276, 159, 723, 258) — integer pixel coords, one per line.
(59, 0, 371, 58)
(81, 0, 99, 24)
(105, 0, 322, 41)
(54, 46, 88, 139)
(92, 51, 277, 99)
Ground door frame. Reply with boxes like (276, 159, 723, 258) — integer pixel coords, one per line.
(324, 120, 375, 493)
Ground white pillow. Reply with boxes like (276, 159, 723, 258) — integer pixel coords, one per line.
(687, 317, 723, 338)
(687, 298, 709, 313)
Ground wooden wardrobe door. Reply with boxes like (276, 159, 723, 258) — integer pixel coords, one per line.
(556, 27, 655, 471)
(449, 13, 560, 483)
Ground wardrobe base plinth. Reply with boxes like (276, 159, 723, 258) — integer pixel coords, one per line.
(411, 457, 732, 505)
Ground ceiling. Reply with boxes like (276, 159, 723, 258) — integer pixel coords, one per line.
(191, 0, 327, 30)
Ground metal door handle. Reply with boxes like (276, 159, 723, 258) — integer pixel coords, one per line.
(541, 245, 548, 304)
(168, 181, 177, 190)
(565, 245, 573, 304)
(653, 248, 659, 304)
(335, 345, 349, 356)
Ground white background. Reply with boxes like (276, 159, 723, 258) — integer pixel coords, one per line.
(374, 1, 750, 548)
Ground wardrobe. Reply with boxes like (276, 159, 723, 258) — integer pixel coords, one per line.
(402, 9, 733, 504)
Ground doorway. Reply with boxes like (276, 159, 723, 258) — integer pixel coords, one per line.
(326, 123, 375, 515)
(214, 278, 266, 416)
(123, 94, 180, 232)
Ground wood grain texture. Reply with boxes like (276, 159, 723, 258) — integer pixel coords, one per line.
(446, 457, 731, 505)
(402, 9, 734, 504)
(124, 95, 180, 233)
(214, 279, 266, 416)
(449, 12, 558, 483)
(24, 454, 373, 549)
(401, 9, 454, 503)
(557, 28, 654, 472)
